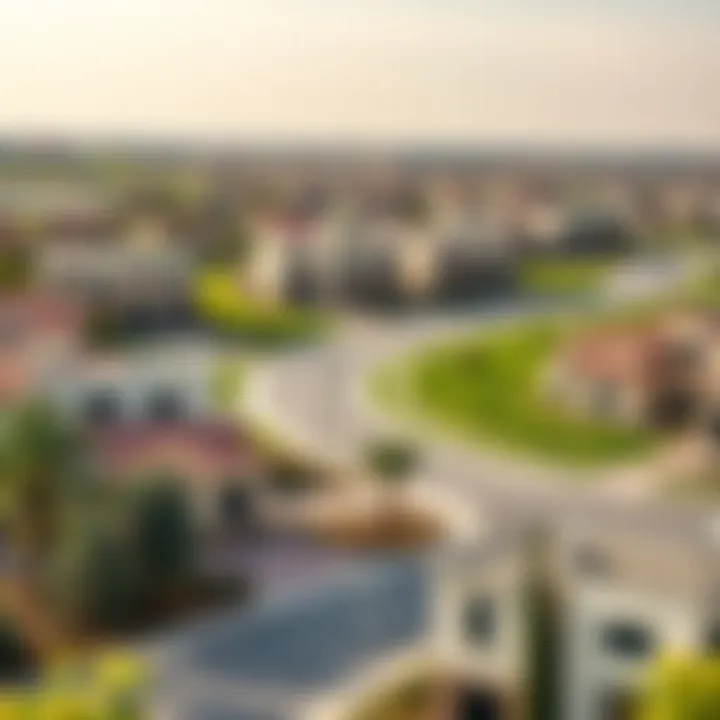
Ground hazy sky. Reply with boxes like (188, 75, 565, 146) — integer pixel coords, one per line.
(1, 0, 719, 148)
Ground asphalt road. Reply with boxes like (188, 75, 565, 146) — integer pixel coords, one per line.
(245, 253, 720, 551)
(150, 253, 716, 720)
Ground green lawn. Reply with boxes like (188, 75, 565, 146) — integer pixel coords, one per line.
(212, 359, 244, 411)
(194, 269, 330, 346)
(519, 257, 619, 296)
(372, 319, 658, 468)
(347, 675, 438, 720)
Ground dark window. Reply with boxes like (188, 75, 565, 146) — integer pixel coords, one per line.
(601, 621, 654, 659)
(651, 387, 696, 429)
(146, 389, 184, 422)
(463, 596, 496, 645)
(706, 620, 720, 653)
(457, 688, 502, 720)
(83, 391, 120, 426)
(220, 484, 254, 528)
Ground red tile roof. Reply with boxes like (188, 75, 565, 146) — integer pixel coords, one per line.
(0, 292, 83, 334)
(90, 421, 261, 485)
(560, 313, 720, 389)
(561, 325, 671, 387)
(0, 293, 83, 405)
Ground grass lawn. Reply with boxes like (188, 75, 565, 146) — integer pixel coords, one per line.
(372, 255, 719, 469)
(347, 675, 444, 720)
(194, 269, 330, 346)
(372, 318, 658, 468)
(519, 257, 620, 296)
(212, 358, 244, 411)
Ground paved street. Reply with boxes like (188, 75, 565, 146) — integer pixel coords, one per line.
(151, 253, 717, 720)
(244, 253, 720, 550)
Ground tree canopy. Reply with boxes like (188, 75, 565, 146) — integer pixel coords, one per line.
(363, 437, 419, 486)
(637, 652, 720, 720)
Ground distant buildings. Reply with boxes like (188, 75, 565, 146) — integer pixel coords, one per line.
(0, 292, 83, 408)
(0, 181, 116, 240)
(244, 213, 517, 308)
(36, 238, 197, 330)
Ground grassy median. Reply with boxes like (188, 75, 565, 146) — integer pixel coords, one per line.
(372, 318, 658, 468)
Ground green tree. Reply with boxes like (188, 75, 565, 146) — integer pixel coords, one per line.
(636, 653, 720, 720)
(0, 403, 83, 559)
(364, 437, 419, 488)
(129, 476, 195, 600)
(363, 437, 420, 537)
(524, 526, 560, 720)
(0, 614, 35, 681)
(48, 521, 140, 633)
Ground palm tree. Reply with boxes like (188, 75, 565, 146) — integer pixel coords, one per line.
(0, 403, 83, 562)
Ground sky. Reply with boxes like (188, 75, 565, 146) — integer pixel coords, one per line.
(0, 0, 719, 149)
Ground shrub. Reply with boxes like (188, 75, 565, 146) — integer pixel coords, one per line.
(0, 615, 35, 682)
(363, 438, 419, 486)
(128, 476, 195, 594)
(48, 522, 140, 633)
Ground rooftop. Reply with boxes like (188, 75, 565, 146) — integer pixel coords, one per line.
(91, 421, 260, 485)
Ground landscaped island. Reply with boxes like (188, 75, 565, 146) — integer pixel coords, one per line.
(372, 261, 720, 470)
(372, 319, 658, 468)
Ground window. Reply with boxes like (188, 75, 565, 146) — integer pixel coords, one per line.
(705, 620, 720, 653)
(146, 388, 185, 422)
(83, 390, 120, 426)
(462, 596, 496, 645)
(219, 483, 254, 528)
(600, 621, 654, 659)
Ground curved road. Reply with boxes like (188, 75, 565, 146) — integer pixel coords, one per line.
(245, 253, 720, 549)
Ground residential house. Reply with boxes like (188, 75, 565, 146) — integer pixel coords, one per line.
(245, 212, 516, 309)
(546, 312, 720, 432)
(557, 524, 720, 720)
(432, 534, 528, 719)
(0, 292, 83, 408)
(46, 350, 214, 426)
(46, 350, 261, 530)
(36, 238, 197, 331)
(0, 181, 116, 239)
(557, 209, 637, 257)
(90, 420, 262, 531)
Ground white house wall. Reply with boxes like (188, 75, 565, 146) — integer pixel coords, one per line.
(563, 584, 704, 720)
